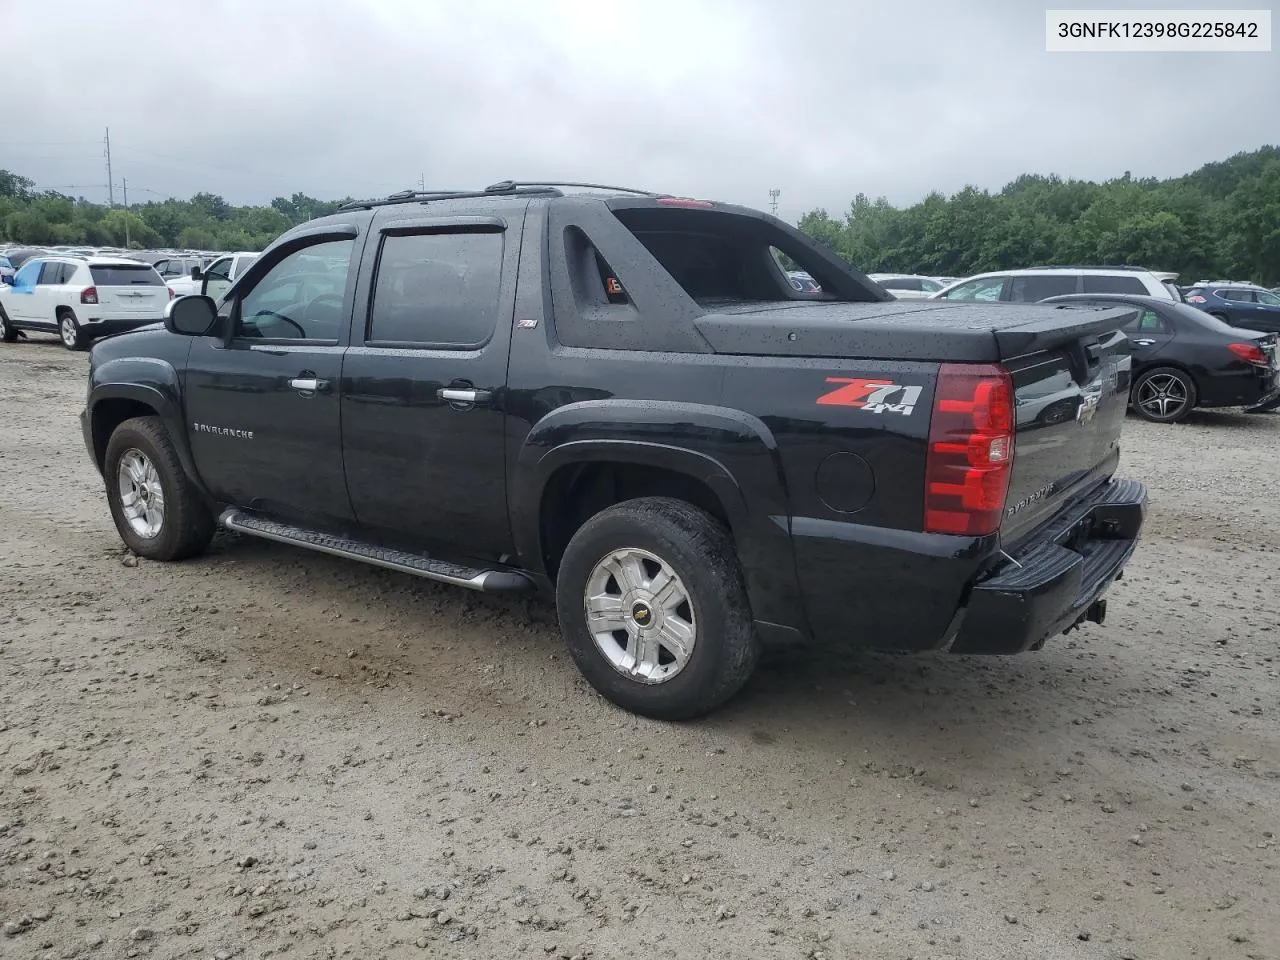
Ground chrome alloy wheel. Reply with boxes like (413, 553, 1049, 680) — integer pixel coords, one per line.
(117, 449, 166, 538)
(1136, 373, 1189, 419)
(60, 316, 78, 347)
(584, 547, 696, 683)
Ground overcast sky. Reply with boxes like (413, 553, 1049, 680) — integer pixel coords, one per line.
(3, 1, 1275, 221)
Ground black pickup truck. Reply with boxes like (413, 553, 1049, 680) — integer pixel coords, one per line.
(81, 181, 1147, 719)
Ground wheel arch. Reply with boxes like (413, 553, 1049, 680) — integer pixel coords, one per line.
(88, 380, 206, 497)
(512, 400, 808, 638)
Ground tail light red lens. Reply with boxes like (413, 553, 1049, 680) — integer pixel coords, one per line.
(80, 286, 98, 305)
(1228, 342, 1269, 366)
(1186, 295, 1206, 303)
(168, 287, 175, 300)
(924, 363, 1015, 536)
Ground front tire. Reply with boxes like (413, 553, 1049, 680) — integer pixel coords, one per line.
(555, 497, 760, 720)
(0, 307, 16, 343)
(104, 416, 214, 561)
(58, 310, 85, 350)
(1131, 366, 1196, 423)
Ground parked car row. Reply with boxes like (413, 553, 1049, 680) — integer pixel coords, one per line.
(856, 264, 1279, 423)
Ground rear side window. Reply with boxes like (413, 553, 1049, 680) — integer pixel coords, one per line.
(368, 232, 504, 348)
(1084, 274, 1147, 295)
(1009, 274, 1078, 302)
(90, 264, 163, 286)
(1124, 309, 1169, 334)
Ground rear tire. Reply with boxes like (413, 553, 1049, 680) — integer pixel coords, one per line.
(58, 309, 85, 351)
(1131, 366, 1196, 423)
(104, 416, 215, 561)
(555, 497, 760, 720)
(0, 307, 16, 343)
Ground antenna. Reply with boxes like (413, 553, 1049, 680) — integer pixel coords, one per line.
(104, 127, 114, 207)
(768, 188, 780, 216)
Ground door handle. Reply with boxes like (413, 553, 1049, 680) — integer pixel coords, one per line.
(438, 387, 493, 404)
(289, 376, 329, 394)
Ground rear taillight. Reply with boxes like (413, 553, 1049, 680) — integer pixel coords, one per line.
(1228, 342, 1269, 366)
(1187, 295, 1206, 303)
(924, 363, 1015, 537)
(656, 197, 714, 208)
(168, 287, 175, 300)
(80, 286, 98, 305)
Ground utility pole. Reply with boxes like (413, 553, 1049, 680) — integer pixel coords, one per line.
(104, 127, 114, 207)
(419, 172, 426, 191)
(122, 178, 130, 248)
(768, 188, 780, 216)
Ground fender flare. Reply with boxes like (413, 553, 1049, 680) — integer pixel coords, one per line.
(511, 399, 807, 634)
(88, 364, 208, 498)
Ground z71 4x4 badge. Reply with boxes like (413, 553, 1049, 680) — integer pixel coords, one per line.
(816, 378, 923, 415)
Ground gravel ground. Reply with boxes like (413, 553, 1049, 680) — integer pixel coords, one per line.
(2, 337, 1277, 960)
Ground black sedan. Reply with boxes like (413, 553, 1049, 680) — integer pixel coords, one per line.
(1041, 293, 1280, 423)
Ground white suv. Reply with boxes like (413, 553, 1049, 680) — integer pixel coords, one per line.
(932, 267, 1180, 303)
(0, 256, 171, 350)
(868, 273, 946, 299)
(166, 251, 258, 301)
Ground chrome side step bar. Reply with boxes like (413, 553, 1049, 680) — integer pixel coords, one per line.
(219, 509, 533, 593)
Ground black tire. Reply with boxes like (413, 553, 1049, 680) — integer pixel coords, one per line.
(1130, 366, 1197, 423)
(555, 497, 760, 720)
(104, 416, 215, 561)
(57, 309, 85, 350)
(0, 307, 16, 343)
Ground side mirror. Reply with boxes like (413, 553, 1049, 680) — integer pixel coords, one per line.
(0, 276, 12, 286)
(190, 266, 203, 280)
(164, 295, 218, 337)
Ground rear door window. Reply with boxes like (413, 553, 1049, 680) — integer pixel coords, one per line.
(38, 261, 67, 284)
(367, 232, 504, 348)
(89, 264, 164, 286)
(1217, 288, 1254, 302)
(1083, 274, 1147, 295)
(1008, 274, 1079, 302)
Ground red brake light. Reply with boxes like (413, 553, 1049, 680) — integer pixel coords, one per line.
(1187, 295, 1206, 303)
(656, 197, 713, 208)
(924, 363, 1015, 537)
(1228, 342, 1269, 366)
(80, 286, 98, 305)
(168, 287, 175, 300)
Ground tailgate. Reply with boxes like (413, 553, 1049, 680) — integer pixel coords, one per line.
(1000, 307, 1135, 547)
(89, 264, 167, 316)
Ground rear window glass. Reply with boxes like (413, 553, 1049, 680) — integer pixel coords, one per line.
(90, 264, 163, 286)
(879, 277, 922, 292)
(610, 206, 874, 305)
(1009, 275, 1078, 301)
(1083, 275, 1147, 295)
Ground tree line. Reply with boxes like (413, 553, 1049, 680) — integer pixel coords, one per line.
(797, 146, 1280, 286)
(2, 145, 1278, 285)
(0, 170, 353, 252)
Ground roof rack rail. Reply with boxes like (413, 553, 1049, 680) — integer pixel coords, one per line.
(338, 184, 564, 212)
(338, 179, 661, 212)
(482, 180, 659, 196)
(1026, 264, 1160, 272)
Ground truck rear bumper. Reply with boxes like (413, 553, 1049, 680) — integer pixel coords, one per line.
(949, 478, 1146, 655)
